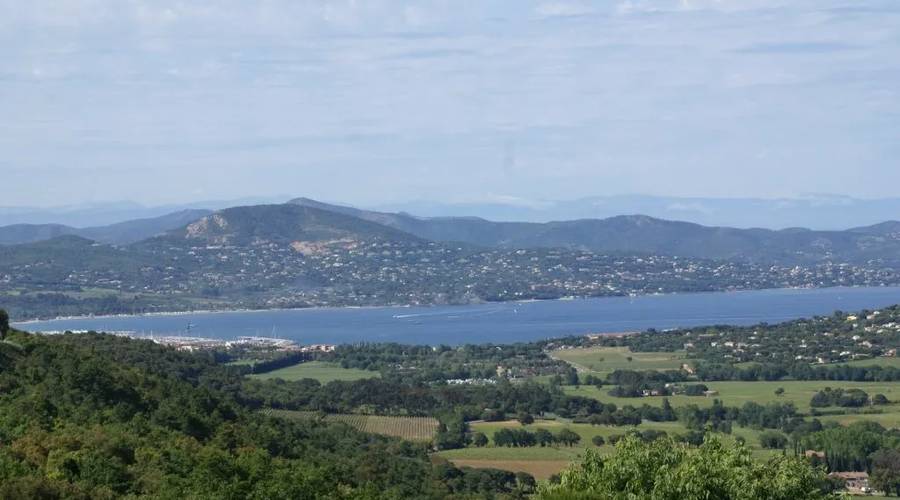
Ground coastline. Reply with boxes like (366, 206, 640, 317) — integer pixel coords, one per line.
(12, 284, 887, 326)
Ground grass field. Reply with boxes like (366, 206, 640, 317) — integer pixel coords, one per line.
(249, 361, 380, 383)
(564, 380, 900, 417)
(552, 346, 688, 375)
(839, 357, 900, 368)
(267, 409, 439, 442)
(438, 418, 772, 480)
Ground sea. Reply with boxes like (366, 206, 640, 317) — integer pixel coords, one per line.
(15, 286, 900, 346)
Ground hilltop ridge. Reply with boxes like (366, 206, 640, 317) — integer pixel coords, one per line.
(157, 204, 422, 247)
(291, 198, 900, 265)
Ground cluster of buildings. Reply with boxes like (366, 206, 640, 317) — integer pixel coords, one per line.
(7, 235, 899, 315)
(68, 331, 336, 354)
(678, 309, 900, 365)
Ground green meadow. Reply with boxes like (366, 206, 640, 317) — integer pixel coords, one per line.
(564, 380, 900, 421)
(551, 346, 688, 375)
(249, 361, 380, 383)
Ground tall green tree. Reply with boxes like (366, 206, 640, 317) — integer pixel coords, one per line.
(539, 436, 833, 500)
(0, 309, 8, 340)
(871, 449, 900, 496)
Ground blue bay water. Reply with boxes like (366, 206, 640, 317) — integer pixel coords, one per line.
(16, 287, 900, 346)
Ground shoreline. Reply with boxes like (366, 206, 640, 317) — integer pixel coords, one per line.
(12, 284, 889, 326)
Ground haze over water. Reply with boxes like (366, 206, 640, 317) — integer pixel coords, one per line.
(18, 287, 900, 346)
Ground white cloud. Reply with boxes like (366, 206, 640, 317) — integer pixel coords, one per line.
(535, 2, 595, 18)
(0, 0, 898, 205)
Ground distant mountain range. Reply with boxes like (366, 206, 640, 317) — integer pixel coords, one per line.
(3, 197, 900, 266)
(5, 194, 900, 230)
(290, 198, 900, 265)
(373, 194, 900, 230)
(5, 200, 900, 320)
(0, 210, 212, 246)
(0, 196, 287, 227)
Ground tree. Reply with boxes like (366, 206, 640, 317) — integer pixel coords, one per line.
(775, 387, 785, 397)
(873, 394, 890, 406)
(518, 412, 535, 425)
(591, 435, 606, 447)
(471, 432, 488, 447)
(535, 429, 555, 447)
(556, 429, 581, 447)
(871, 449, 900, 496)
(661, 398, 676, 421)
(538, 436, 831, 500)
(0, 309, 9, 340)
(760, 431, 789, 450)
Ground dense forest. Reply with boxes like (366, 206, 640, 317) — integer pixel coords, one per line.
(0, 327, 533, 499)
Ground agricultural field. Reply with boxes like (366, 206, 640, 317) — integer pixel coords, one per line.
(564, 380, 900, 418)
(439, 418, 771, 480)
(267, 409, 439, 442)
(551, 346, 688, 375)
(249, 361, 380, 383)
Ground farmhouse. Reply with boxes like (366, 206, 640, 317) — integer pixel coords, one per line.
(828, 471, 870, 494)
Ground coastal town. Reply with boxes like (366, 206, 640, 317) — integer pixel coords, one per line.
(35, 329, 335, 355)
(4, 235, 899, 320)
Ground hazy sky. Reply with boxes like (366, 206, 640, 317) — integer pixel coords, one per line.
(2, 1, 899, 207)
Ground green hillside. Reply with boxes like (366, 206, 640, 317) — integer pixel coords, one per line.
(0, 329, 525, 498)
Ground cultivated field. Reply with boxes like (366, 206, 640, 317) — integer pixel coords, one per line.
(439, 418, 773, 480)
(551, 346, 688, 375)
(266, 409, 439, 442)
(564, 379, 900, 418)
(249, 361, 380, 383)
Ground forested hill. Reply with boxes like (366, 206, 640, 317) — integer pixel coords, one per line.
(146, 203, 424, 247)
(0, 328, 529, 499)
(3, 198, 900, 265)
(290, 198, 900, 265)
(0, 319, 841, 499)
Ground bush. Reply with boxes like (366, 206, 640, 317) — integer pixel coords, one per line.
(810, 387, 869, 408)
(682, 384, 709, 396)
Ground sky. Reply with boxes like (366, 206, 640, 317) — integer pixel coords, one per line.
(1, 0, 899, 208)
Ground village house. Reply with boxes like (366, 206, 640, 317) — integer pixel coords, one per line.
(828, 472, 870, 494)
